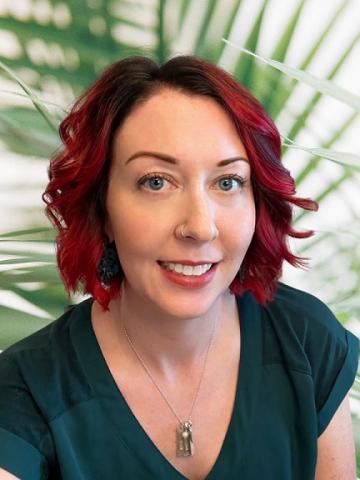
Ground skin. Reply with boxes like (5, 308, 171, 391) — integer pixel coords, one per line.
(103, 87, 256, 374)
(0, 471, 18, 480)
(315, 394, 357, 479)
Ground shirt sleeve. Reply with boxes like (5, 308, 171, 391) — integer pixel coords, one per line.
(0, 351, 51, 479)
(307, 302, 359, 437)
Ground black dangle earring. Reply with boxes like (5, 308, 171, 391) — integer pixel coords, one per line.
(97, 240, 122, 285)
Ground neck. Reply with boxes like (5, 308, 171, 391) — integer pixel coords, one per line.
(106, 283, 236, 376)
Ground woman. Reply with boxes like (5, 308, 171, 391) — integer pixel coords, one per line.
(0, 55, 358, 480)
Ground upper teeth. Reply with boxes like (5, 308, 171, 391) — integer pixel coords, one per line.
(161, 262, 212, 276)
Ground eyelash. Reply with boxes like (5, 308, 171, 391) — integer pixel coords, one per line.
(137, 173, 247, 192)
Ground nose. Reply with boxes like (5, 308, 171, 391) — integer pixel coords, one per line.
(177, 190, 219, 242)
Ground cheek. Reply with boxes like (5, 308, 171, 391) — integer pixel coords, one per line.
(106, 187, 178, 244)
(110, 212, 151, 248)
(112, 220, 160, 272)
(244, 212, 256, 248)
(106, 193, 149, 239)
(224, 200, 256, 233)
(221, 207, 256, 258)
(106, 199, 168, 263)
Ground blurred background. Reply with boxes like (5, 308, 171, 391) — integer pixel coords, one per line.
(0, 0, 359, 471)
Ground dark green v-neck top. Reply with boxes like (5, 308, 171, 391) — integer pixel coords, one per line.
(0, 282, 358, 479)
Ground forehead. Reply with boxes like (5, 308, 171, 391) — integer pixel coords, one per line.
(112, 88, 248, 162)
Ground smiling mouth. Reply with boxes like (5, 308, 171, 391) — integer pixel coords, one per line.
(157, 260, 217, 277)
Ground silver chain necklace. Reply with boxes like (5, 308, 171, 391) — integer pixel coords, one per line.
(121, 316, 218, 457)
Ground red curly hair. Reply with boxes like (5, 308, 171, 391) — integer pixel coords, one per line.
(42, 55, 318, 310)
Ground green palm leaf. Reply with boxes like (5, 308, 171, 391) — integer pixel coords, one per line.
(223, 40, 360, 111)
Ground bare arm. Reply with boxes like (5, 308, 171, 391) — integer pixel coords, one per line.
(315, 394, 357, 479)
(0, 469, 20, 480)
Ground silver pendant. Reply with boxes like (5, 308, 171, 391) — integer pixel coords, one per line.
(176, 421, 194, 457)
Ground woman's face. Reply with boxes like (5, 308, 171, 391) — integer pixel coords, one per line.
(105, 88, 256, 318)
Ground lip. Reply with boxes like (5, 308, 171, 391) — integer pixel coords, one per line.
(158, 260, 219, 266)
(158, 262, 218, 288)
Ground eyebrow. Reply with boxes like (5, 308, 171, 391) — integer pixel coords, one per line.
(124, 150, 249, 167)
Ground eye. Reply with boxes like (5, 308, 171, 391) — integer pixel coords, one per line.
(217, 175, 246, 191)
(137, 173, 173, 191)
(137, 173, 246, 192)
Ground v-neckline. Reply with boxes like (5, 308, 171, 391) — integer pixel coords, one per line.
(71, 291, 262, 479)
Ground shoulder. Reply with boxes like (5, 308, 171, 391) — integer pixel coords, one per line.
(0, 305, 69, 391)
(0, 298, 94, 475)
(0, 297, 93, 419)
(267, 281, 344, 333)
(1, 300, 86, 356)
(260, 282, 359, 436)
(261, 281, 359, 368)
(0, 306, 69, 403)
(1, 297, 92, 365)
(262, 282, 356, 360)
